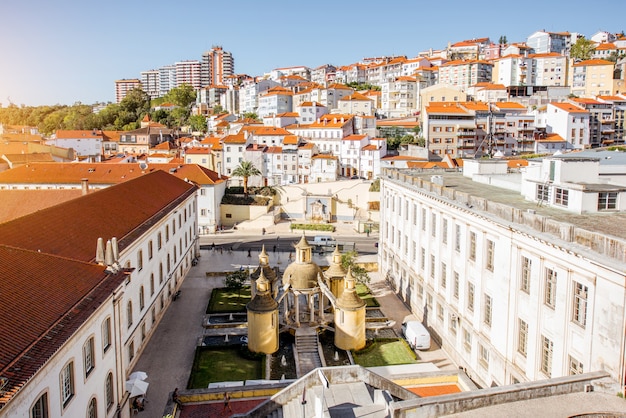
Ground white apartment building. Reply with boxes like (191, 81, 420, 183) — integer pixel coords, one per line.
(159, 65, 176, 97)
(339, 134, 369, 178)
(297, 142, 316, 183)
(381, 76, 418, 118)
(296, 102, 328, 125)
(310, 84, 354, 110)
(379, 159, 626, 389)
(492, 54, 531, 87)
(47, 130, 104, 162)
(438, 60, 493, 91)
(222, 132, 248, 176)
(239, 79, 280, 114)
(337, 92, 375, 116)
(140, 70, 161, 99)
(257, 87, 293, 118)
(546, 102, 590, 149)
(529, 53, 568, 87)
(334, 63, 367, 85)
(310, 154, 338, 182)
(0, 171, 198, 418)
(289, 115, 355, 156)
(175, 60, 201, 90)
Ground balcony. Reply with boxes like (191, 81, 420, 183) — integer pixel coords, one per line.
(456, 130, 476, 138)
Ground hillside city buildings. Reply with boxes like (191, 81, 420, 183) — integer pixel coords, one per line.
(1, 27, 626, 418)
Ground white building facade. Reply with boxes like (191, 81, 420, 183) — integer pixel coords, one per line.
(379, 163, 626, 389)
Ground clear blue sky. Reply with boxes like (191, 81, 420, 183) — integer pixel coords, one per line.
(0, 0, 622, 107)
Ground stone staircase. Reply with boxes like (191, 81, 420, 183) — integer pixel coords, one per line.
(294, 327, 323, 377)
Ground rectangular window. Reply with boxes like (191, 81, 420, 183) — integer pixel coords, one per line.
(467, 282, 475, 312)
(128, 341, 135, 361)
(572, 282, 588, 327)
(536, 184, 549, 201)
(102, 318, 111, 352)
(431, 213, 437, 237)
(453, 272, 460, 299)
(544, 268, 557, 308)
(83, 338, 95, 377)
(598, 192, 617, 210)
(442, 219, 448, 244)
(479, 344, 489, 368)
(455, 224, 461, 252)
(518, 319, 528, 356)
(483, 294, 492, 326)
(440, 262, 447, 289)
(463, 328, 472, 351)
(157, 232, 162, 250)
(60, 362, 74, 406)
(449, 315, 457, 335)
(469, 232, 476, 261)
(437, 303, 444, 322)
(485, 239, 494, 271)
(541, 335, 553, 376)
(420, 247, 426, 270)
(521, 256, 531, 293)
(148, 241, 153, 260)
(137, 250, 143, 271)
(569, 356, 584, 375)
(430, 255, 436, 279)
(421, 208, 426, 231)
(413, 203, 417, 225)
(555, 188, 569, 206)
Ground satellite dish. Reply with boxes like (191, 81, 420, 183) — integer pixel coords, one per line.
(139, 162, 148, 170)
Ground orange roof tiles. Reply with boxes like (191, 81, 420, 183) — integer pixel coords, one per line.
(572, 59, 614, 67)
(550, 102, 589, 113)
(0, 189, 83, 223)
(339, 92, 372, 102)
(493, 102, 526, 110)
(537, 133, 566, 142)
(222, 133, 247, 143)
(283, 135, 299, 145)
(343, 135, 367, 141)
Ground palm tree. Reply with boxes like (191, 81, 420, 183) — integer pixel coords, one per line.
(232, 160, 261, 195)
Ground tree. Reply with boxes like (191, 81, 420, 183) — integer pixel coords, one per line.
(188, 114, 208, 133)
(242, 112, 259, 121)
(498, 35, 508, 45)
(570, 37, 595, 62)
(163, 84, 197, 108)
(224, 269, 249, 305)
(232, 161, 261, 195)
(341, 250, 370, 284)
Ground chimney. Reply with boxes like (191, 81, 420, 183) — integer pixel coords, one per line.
(111, 237, 119, 263)
(105, 240, 114, 269)
(81, 178, 89, 195)
(95, 237, 105, 265)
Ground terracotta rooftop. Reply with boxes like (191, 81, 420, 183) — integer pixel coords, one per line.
(0, 189, 83, 223)
(0, 170, 197, 263)
(0, 245, 128, 405)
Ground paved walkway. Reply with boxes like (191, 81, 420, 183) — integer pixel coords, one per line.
(130, 224, 454, 417)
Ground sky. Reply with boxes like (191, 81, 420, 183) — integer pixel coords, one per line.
(0, 0, 623, 107)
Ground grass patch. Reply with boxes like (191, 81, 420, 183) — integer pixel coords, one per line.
(352, 338, 417, 367)
(207, 287, 251, 313)
(188, 346, 264, 389)
(356, 283, 379, 307)
(289, 223, 335, 232)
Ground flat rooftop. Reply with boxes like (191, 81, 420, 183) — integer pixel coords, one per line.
(394, 169, 626, 241)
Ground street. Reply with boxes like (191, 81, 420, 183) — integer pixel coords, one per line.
(199, 231, 379, 255)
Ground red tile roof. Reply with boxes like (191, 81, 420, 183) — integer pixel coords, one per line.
(0, 189, 83, 223)
(0, 245, 128, 405)
(0, 170, 197, 262)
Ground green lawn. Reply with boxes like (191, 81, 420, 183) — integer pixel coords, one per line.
(206, 287, 251, 313)
(356, 283, 380, 307)
(188, 347, 264, 389)
(352, 339, 417, 367)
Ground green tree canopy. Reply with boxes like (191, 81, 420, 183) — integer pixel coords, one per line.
(164, 84, 197, 108)
(570, 37, 596, 61)
(341, 251, 370, 284)
(188, 114, 208, 133)
(242, 112, 259, 120)
(232, 161, 261, 195)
